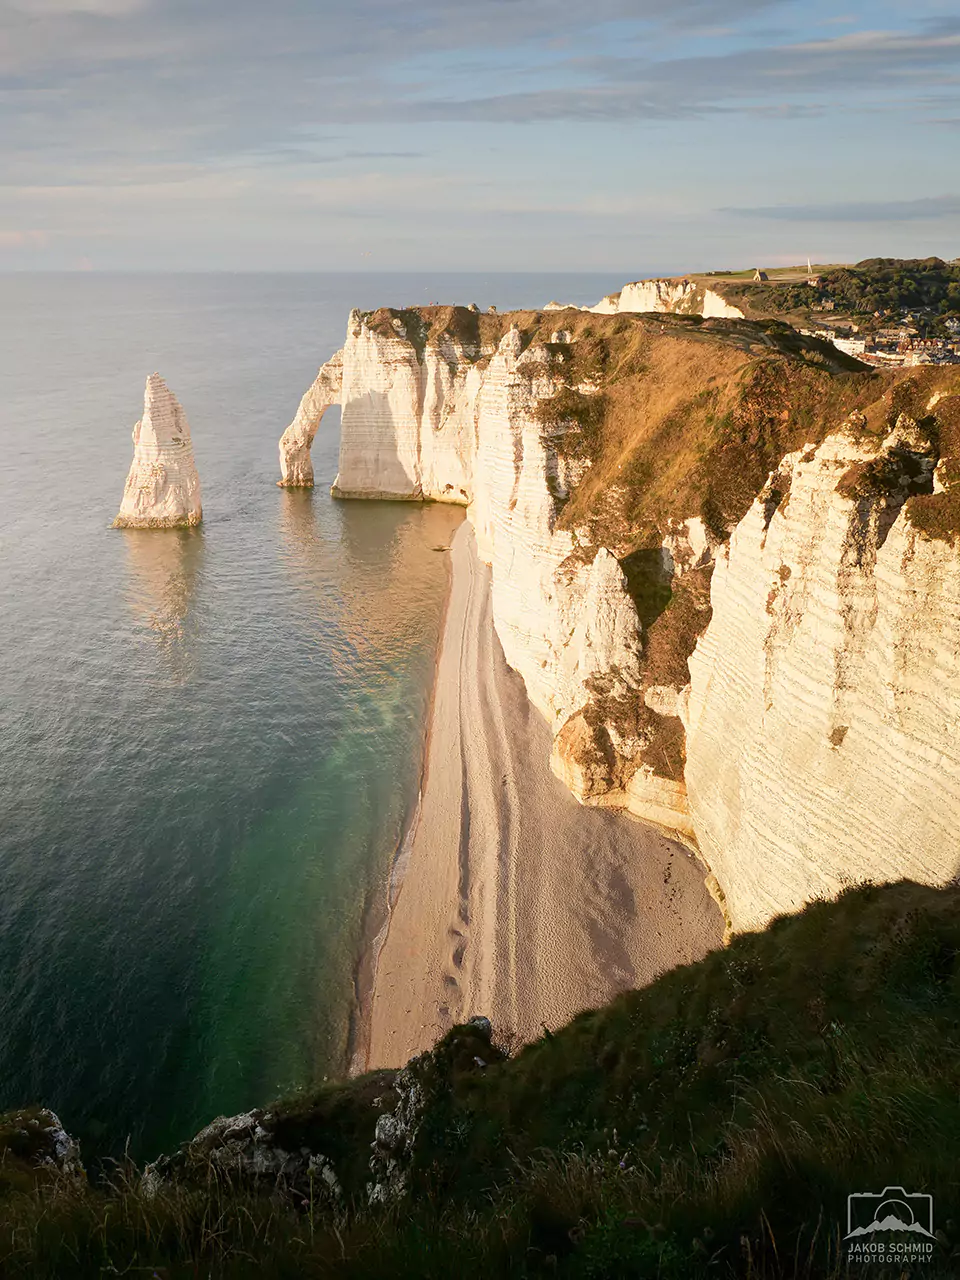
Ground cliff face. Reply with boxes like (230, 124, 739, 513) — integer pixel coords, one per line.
(685, 412, 960, 929)
(114, 374, 202, 529)
(281, 307, 960, 930)
(590, 277, 743, 319)
(329, 316, 475, 502)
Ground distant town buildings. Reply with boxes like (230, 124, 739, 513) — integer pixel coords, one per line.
(801, 321, 960, 367)
(830, 336, 866, 357)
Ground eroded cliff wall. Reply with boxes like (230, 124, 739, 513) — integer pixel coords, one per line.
(591, 278, 743, 319)
(280, 307, 960, 931)
(684, 411, 960, 929)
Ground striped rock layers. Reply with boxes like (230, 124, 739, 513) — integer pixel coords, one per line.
(114, 374, 202, 529)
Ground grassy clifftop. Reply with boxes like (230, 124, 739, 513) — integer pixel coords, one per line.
(3, 881, 960, 1277)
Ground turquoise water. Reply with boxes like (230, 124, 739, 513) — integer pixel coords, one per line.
(0, 272, 627, 1162)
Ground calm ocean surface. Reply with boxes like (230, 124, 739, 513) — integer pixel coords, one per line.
(0, 271, 626, 1162)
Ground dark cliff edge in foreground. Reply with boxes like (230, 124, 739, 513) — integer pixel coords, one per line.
(3, 881, 960, 1278)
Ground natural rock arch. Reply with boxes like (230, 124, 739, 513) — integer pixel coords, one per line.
(277, 350, 344, 487)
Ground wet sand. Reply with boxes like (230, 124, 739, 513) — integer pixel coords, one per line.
(366, 521, 722, 1067)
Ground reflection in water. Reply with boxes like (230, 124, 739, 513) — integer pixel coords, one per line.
(335, 502, 466, 666)
(121, 528, 205, 680)
(276, 487, 339, 600)
(274, 487, 467, 1075)
(277, 488, 465, 673)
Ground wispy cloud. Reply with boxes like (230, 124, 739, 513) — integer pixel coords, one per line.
(389, 22, 960, 122)
(2, 0, 958, 267)
(0, 228, 48, 245)
(723, 194, 960, 222)
(7, 0, 147, 13)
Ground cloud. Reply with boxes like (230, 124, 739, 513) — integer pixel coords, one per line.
(0, 0, 781, 198)
(2, 0, 959, 267)
(0, 228, 48, 245)
(337, 150, 424, 160)
(0, 0, 775, 77)
(387, 22, 960, 123)
(6, 0, 146, 13)
(4, 4, 959, 181)
(722, 194, 960, 222)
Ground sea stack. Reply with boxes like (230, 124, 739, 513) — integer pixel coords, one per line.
(113, 374, 202, 528)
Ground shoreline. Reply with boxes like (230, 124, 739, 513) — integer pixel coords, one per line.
(363, 521, 723, 1069)
(346, 515, 463, 1076)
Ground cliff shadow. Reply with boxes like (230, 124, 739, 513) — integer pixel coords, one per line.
(332, 389, 421, 499)
(619, 547, 674, 628)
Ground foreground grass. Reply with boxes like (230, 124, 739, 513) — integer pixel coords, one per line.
(3, 881, 960, 1278)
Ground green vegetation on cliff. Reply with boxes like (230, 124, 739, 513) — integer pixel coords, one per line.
(720, 257, 960, 327)
(3, 881, 960, 1277)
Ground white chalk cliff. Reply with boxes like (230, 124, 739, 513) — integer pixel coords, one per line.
(114, 374, 202, 529)
(589, 277, 743, 319)
(281, 310, 960, 932)
(278, 352, 343, 486)
(684, 415, 960, 929)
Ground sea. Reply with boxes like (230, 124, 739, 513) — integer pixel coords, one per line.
(0, 271, 627, 1163)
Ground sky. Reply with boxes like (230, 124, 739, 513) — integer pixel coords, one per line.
(2, 0, 959, 272)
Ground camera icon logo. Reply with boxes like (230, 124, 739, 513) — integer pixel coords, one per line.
(846, 1188, 935, 1240)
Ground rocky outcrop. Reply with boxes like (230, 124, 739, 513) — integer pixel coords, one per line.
(141, 1020, 499, 1207)
(0, 1107, 83, 1186)
(142, 1109, 344, 1203)
(114, 374, 202, 528)
(368, 1017, 496, 1204)
(278, 351, 344, 486)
